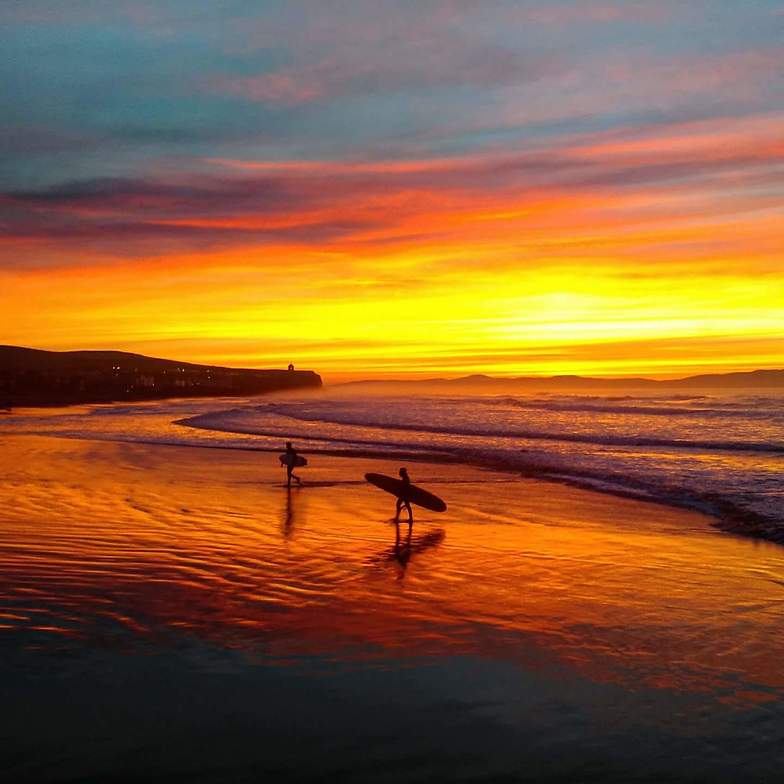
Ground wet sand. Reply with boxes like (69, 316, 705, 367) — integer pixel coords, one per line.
(2, 435, 784, 782)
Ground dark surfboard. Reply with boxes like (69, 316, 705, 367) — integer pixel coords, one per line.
(279, 453, 308, 467)
(364, 473, 447, 513)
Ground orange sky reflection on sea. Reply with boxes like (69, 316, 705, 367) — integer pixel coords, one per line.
(2, 435, 784, 705)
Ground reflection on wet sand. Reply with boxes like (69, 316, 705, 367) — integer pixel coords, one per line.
(2, 434, 784, 700)
(3, 434, 784, 780)
(368, 524, 446, 581)
(281, 486, 300, 538)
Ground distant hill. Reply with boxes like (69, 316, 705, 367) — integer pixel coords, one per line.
(333, 369, 784, 394)
(0, 346, 322, 406)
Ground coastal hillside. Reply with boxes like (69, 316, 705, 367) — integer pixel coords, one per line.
(335, 369, 784, 394)
(0, 346, 322, 406)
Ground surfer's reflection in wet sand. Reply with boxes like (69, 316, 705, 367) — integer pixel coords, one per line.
(280, 483, 310, 538)
(394, 467, 414, 526)
(375, 524, 446, 581)
(282, 487, 296, 537)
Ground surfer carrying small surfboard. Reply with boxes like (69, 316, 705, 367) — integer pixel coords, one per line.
(281, 441, 302, 488)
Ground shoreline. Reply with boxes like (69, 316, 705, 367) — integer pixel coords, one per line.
(7, 424, 783, 548)
(2, 382, 781, 548)
(173, 408, 784, 545)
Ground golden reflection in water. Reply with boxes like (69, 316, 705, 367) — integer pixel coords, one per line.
(1, 435, 784, 705)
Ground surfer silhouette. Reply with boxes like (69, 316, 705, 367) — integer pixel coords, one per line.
(282, 441, 302, 488)
(394, 467, 414, 525)
(365, 468, 446, 525)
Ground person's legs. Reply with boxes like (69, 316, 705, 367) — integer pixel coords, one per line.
(394, 498, 403, 522)
(287, 466, 293, 488)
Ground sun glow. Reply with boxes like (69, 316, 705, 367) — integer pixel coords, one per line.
(2, 3, 783, 380)
(3, 236, 782, 381)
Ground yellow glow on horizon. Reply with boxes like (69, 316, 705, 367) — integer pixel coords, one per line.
(3, 239, 782, 382)
(3, 120, 783, 382)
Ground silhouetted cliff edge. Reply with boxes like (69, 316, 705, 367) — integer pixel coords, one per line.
(0, 346, 322, 406)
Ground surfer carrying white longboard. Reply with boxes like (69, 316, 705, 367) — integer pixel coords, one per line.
(279, 441, 306, 488)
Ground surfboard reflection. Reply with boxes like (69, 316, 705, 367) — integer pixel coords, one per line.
(369, 524, 446, 580)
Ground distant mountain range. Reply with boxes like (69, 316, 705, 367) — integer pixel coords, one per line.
(2, 344, 781, 409)
(0, 346, 322, 406)
(334, 369, 784, 392)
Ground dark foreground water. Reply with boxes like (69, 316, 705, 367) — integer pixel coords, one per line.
(9, 643, 783, 783)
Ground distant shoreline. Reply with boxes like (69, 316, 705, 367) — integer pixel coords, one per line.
(330, 368, 784, 393)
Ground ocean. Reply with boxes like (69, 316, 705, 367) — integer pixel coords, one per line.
(5, 390, 782, 540)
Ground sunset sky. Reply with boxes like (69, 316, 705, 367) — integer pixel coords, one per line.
(1, 1, 782, 381)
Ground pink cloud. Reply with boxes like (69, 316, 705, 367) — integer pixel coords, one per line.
(517, 1, 672, 25)
(3, 107, 781, 271)
(212, 16, 563, 106)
